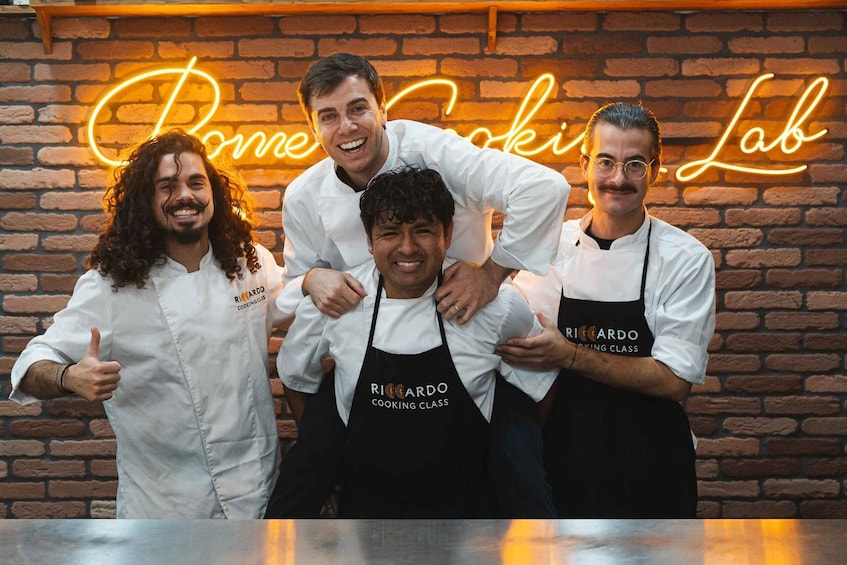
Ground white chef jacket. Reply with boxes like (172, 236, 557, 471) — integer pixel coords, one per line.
(277, 119, 570, 314)
(10, 245, 285, 519)
(279, 260, 557, 425)
(513, 212, 715, 386)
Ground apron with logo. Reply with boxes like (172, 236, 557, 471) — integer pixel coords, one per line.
(338, 275, 496, 518)
(545, 222, 697, 518)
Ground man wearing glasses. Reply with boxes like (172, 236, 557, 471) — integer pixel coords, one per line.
(498, 102, 715, 518)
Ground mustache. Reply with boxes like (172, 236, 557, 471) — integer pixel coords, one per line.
(598, 182, 638, 193)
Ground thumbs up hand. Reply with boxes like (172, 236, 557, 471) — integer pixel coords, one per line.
(66, 327, 122, 402)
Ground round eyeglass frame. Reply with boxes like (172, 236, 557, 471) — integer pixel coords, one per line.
(583, 155, 656, 179)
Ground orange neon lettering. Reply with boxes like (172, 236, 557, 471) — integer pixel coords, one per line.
(675, 74, 829, 182)
(88, 60, 831, 182)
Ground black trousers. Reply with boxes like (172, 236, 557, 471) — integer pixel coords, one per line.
(264, 373, 554, 518)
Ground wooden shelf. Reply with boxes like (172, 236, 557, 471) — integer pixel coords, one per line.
(5, 1, 846, 54)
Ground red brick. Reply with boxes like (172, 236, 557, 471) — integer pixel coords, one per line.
(765, 438, 842, 457)
(46, 398, 106, 418)
(806, 251, 847, 268)
(768, 229, 843, 247)
(689, 416, 719, 436)
(697, 480, 760, 498)
(725, 334, 800, 353)
(715, 312, 760, 331)
(0, 316, 38, 334)
(722, 458, 799, 478)
(724, 291, 802, 309)
(439, 13, 517, 35)
(562, 34, 643, 55)
(705, 354, 762, 374)
(695, 458, 719, 479)
(277, 419, 298, 441)
(521, 13, 597, 32)
(33, 63, 111, 83)
(3, 295, 70, 314)
(89, 419, 115, 438)
(0, 401, 42, 417)
(194, 16, 275, 37)
(683, 187, 757, 206)
(802, 417, 847, 436)
(765, 57, 841, 75)
(77, 40, 155, 61)
(765, 396, 840, 416)
(683, 58, 761, 76)
(0, 85, 73, 104)
(807, 208, 847, 227)
(0, 482, 45, 500)
(49, 480, 118, 499)
(646, 79, 722, 98)
(696, 501, 719, 518)
(91, 500, 117, 518)
(41, 274, 81, 293)
(765, 312, 839, 331)
(723, 376, 803, 395)
(360, 15, 435, 34)
(0, 20, 31, 41)
(113, 17, 191, 37)
(647, 36, 722, 55)
(688, 228, 761, 248)
(806, 458, 847, 476)
(685, 13, 763, 33)
(492, 36, 558, 56)
(685, 396, 761, 415)
(715, 270, 761, 290)
(722, 501, 796, 518)
(0, 439, 46, 457)
(764, 479, 839, 498)
(440, 57, 518, 78)
(0, 234, 38, 251)
(11, 501, 87, 519)
(51, 17, 110, 40)
(3, 254, 78, 273)
(808, 35, 847, 54)
(12, 460, 86, 479)
(648, 208, 720, 227)
(729, 36, 805, 54)
(1, 213, 78, 232)
(723, 417, 797, 436)
(403, 37, 479, 56)
(725, 250, 800, 269)
(0, 147, 35, 167)
(42, 235, 99, 253)
(563, 79, 641, 99)
(763, 186, 840, 206)
(603, 12, 680, 31)
(800, 501, 847, 518)
(765, 354, 841, 373)
(767, 12, 845, 32)
(806, 292, 847, 311)
(90, 459, 118, 478)
(765, 269, 844, 289)
(49, 440, 116, 458)
(318, 38, 398, 58)
(9, 419, 86, 438)
(804, 333, 847, 352)
(725, 208, 801, 227)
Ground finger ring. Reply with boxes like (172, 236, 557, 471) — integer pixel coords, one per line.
(453, 304, 461, 312)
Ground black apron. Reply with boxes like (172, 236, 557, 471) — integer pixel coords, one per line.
(545, 222, 697, 518)
(338, 275, 496, 518)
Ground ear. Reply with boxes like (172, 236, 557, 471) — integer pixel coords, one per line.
(367, 234, 374, 255)
(579, 154, 590, 180)
(379, 103, 387, 126)
(444, 221, 454, 248)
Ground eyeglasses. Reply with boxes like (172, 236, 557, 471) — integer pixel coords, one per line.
(584, 156, 655, 179)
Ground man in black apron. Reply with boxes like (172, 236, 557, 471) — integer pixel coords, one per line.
(270, 166, 556, 518)
(499, 103, 716, 518)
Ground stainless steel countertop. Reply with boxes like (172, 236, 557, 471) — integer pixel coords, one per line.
(2, 519, 844, 564)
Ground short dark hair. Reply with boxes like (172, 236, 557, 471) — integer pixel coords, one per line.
(298, 53, 385, 126)
(582, 102, 662, 165)
(360, 166, 455, 237)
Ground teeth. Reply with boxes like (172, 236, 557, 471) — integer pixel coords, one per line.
(172, 209, 198, 218)
(397, 261, 421, 267)
(340, 138, 365, 150)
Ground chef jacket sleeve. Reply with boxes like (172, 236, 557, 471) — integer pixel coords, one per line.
(277, 295, 329, 394)
(277, 187, 332, 316)
(648, 248, 716, 386)
(491, 286, 557, 402)
(10, 271, 114, 405)
(411, 124, 570, 275)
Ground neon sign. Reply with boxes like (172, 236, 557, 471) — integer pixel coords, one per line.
(87, 58, 831, 182)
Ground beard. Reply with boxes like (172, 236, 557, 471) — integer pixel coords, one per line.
(169, 225, 206, 245)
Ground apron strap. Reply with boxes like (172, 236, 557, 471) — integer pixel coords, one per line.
(369, 272, 448, 349)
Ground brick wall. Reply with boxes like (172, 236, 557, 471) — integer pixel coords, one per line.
(1, 9, 845, 518)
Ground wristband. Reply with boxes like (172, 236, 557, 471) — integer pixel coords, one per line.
(568, 345, 578, 370)
(52, 363, 65, 393)
(58, 363, 74, 395)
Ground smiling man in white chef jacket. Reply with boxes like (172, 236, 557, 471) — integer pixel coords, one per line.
(9, 131, 285, 518)
(499, 103, 716, 518)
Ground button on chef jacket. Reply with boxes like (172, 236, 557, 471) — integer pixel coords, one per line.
(10, 245, 285, 518)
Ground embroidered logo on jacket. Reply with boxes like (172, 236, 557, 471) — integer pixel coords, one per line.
(233, 285, 266, 310)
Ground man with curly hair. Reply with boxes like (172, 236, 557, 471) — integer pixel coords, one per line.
(9, 131, 286, 518)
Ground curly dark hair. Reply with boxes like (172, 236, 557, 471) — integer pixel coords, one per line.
(359, 165, 455, 236)
(88, 130, 259, 289)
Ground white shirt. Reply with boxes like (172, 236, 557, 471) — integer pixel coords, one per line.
(279, 261, 557, 424)
(10, 245, 285, 519)
(513, 212, 716, 386)
(277, 119, 570, 314)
